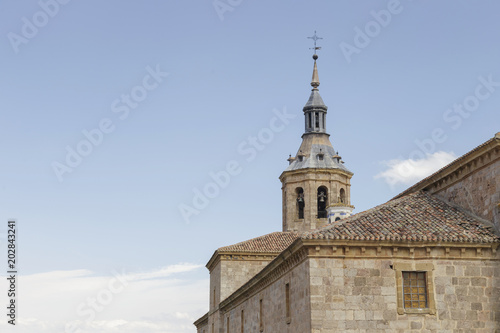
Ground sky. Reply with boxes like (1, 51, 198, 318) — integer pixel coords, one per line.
(0, 0, 499, 332)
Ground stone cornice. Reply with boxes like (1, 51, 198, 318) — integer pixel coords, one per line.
(206, 250, 281, 272)
(327, 203, 355, 208)
(395, 133, 500, 199)
(301, 239, 500, 261)
(193, 312, 208, 328)
(217, 238, 499, 314)
(279, 167, 353, 181)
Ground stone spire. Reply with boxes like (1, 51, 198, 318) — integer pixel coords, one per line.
(311, 54, 320, 89)
(303, 54, 328, 134)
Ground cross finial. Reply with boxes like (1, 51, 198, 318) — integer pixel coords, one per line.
(307, 30, 323, 55)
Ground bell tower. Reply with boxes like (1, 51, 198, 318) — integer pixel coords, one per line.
(279, 41, 354, 232)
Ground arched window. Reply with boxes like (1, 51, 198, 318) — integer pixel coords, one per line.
(339, 188, 346, 204)
(296, 187, 304, 219)
(335, 217, 341, 222)
(317, 186, 327, 218)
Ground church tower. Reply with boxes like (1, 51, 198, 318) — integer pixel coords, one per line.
(279, 52, 354, 232)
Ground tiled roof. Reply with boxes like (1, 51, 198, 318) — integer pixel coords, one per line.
(218, 232, 300, 253)
(303, 191, 500, 243)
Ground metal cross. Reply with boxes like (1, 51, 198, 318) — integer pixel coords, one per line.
(307, 30, 323, 54)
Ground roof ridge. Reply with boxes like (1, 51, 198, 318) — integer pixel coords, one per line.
(217, 231, 301, 253)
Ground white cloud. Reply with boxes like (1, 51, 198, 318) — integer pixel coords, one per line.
(0, 263, 208, 333)
(375, 151, 457, 186)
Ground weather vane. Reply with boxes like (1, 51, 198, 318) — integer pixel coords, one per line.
(307, 30, 323, 55)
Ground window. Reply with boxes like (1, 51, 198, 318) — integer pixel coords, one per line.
(213, 287, 216, 308)
(259, 299, 263, 332)
(317, 186, 328, 218)
(315, 112, 319, 128)
(394, 262, 436, 315)
(296, 188, 304, 219)
(240, 310, 244, 333)
(308, 113, 312, 130)
(322, 113, 325, 130)
(339, 188, 345, 203)
(227, 316, 230, 333)
(212, 323, 214, 333)
(403, 272, 427, 309)
(285, 283, 291, 324)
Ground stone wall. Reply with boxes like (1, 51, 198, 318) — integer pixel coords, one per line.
(220, 259, 273, 301)
(208, 257, 274, 332)
(223, 259, 312, 333)
(436, 158, 500, 233)
(308, 256, 500, 333)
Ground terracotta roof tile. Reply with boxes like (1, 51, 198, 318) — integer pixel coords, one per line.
(303, 192, 500, 243)
(218, 232, 300, 253)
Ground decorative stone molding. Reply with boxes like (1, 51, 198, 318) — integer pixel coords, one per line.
(207, 251, 280, 272)
(301, 240, 499, 261)
(194, 312, 208, 329)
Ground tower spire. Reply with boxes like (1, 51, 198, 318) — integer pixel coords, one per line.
(311, 54, 320, 89)
(279, 37, 354, 232)
(307, 31, 322, 89)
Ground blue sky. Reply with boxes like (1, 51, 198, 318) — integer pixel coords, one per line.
(0, 0, 499, 332)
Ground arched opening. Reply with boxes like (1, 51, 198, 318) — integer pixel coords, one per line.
(335, 217, 341, 222)
(317, 186, 327, 218)
(339, 188, 346, 204)
(296, 187, 304, 219)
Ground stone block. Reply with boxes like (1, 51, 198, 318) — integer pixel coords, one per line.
(410, 321, 422, 329)
(471, 277, 486, 287)
(464, 266, 481, 276)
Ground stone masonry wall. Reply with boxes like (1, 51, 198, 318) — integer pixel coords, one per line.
(224, 259, 312, 333)
(208, 258, 274, 332)
(220, 259, 273, 301)
(309, 256, 500, 333)
(436, 159, 500, 233)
